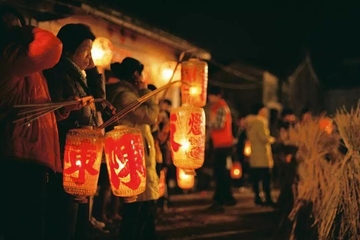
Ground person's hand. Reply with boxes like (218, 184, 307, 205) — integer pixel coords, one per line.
(87, 57, 96, 69)
(63, 96, 94, 112)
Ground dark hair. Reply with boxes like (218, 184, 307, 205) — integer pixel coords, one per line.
(110, 57, 144, 82)
(148, 84, 157, 91)
(281, 108, 294, 118)
(160, 99, 172, 106)
(57, 23, 95, 55)
(300, 107, 311, 115)
(0, 5, 26, 30)
(208, 85, 223, 96)
(251, 103, 265, 115)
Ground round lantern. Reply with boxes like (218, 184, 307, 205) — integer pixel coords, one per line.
(181, 58, 208, 107)
(319, 117, 333, 134)
(177, 168, 195, 190)
(104, 125, 146, 202)
(91, 37, 113, 68)
(244, 140, 251, 157)
(170, 104, 206, 174)
(158, 169, 166, 198)
(230, 161, 242, 179)
(63, 128, 104, 197)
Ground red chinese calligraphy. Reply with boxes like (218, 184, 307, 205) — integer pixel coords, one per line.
(188, 113, 202, 135)
(170, 113, 182, 153)
(64, 139, 99, 185)
(105, 133, 145, 191)
(188, 136, 204, 160)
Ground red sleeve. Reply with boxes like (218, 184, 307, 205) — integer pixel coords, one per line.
(11, 27, 63, 77)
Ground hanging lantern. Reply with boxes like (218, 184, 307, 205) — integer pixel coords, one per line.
(177, 168, 195, 190)
(63, 128, 104, 197)
(91, 37, 113, 68)
(170, 104, 206, 175)
(244, 140, 251, 157)
(319, 117, 333, 134)
(158, 169, 166, 198)
(181, 58, 208, 107)
(104, 126, 146, 202)
(230, 161, 242, 179)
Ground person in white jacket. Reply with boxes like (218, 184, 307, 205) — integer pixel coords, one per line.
(245, 103, 276, 206)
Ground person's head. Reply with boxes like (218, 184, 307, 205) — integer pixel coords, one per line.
(281, 108, 296, 122)
(251, 103, 268, 118)
(57, 23, 95, 70)
(110, 57, 144, 86)
(236, 115, 246, 128)
(159, 99, 172, 111)
(0, 5, 25, 32)
(207, 86, 223, 104)
(300, 107, 312, 123)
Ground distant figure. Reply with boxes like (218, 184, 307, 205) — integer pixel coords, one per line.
(207, 86, 237, 211)
(300, 107, 313, 124)
(246, 103, 276, 206)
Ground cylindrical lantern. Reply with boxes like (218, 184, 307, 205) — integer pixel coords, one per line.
(104, 126, 146, 201)
(91, 37, 113, 68)
(158, 169, 166, 198)
(170, 104, 206, 174)
(63, 128, 103, 196)
(177, 168, 195, 190)
(181, 58, 208, 107)
(244, 140, 251, 157)
(230, 161, 242, 179)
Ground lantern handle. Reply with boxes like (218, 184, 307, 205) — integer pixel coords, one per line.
(99, 80, 189, 130)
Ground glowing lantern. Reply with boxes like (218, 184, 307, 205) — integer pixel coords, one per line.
(63, 128, 103, 197)
(181, 58, 208, 107)
(104, 126, 146, 202)
(244, 140, 251, 157)
(91, 37, 113, 68)
(177, 168, 195, 190)
(230, 161, 242, 179)
(319, 117, 333, 134)
(170, 104, 206, 175)
(158, 169, 166, 198)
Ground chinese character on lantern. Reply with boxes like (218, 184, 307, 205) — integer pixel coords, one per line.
(181, 58, 208, 107)
(177, 167, 195, 190)
(63, 129, 103, 196)
(170, 104, 205, 173)
(104, 126, 146, 198)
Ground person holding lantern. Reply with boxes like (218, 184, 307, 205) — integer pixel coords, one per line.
(206, 86, 237, 211)
(106, 57, 159, 240)
(43, 23, 107, 239)
(0, 5, 93, 240)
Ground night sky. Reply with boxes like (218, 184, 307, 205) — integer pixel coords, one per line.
(101, 0, 360, 85)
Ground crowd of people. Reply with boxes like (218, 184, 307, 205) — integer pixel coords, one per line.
(0, 3, 319, 240)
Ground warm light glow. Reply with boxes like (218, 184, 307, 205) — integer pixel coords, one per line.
(189, 86, 201, 95)
(230, 162, 242, 179)
(91, 37, 113, 68)
(244, 141, 251, 157)
(233, 169, 241, 176)
(162, 67, 173, 80)
(180, 139, 190, 151)
(76, 160, 82, 167)
(319, 117, 333, 134)
(177, 168, 195, 190)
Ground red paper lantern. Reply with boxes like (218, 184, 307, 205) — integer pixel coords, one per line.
(170, 104, 206, 175)
(104, 126, 146, 201)
(319, 117, 333, 134)
(158, 169, 166, 198)
(177, 167, 195, 190)
(181, 58, 208, 107)
(63, 128, 103, 197)
(230, 161, 242, 179)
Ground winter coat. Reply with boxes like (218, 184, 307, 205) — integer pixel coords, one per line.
(43, 56, 103, 160)
(245, 115, 274, 168)
(106, 81, 159, 201)
(0, 27, 63, 172)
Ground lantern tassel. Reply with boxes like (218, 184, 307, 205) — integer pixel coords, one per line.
(99, 80, 188, 130)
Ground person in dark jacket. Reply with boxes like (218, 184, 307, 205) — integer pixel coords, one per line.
(43, 23, 105, 240)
